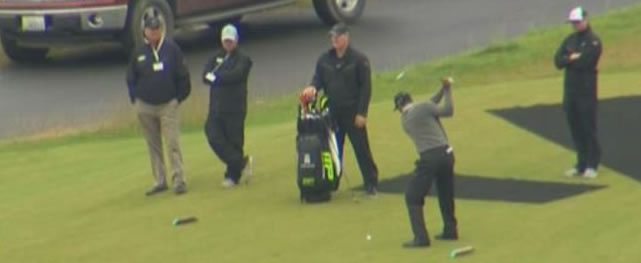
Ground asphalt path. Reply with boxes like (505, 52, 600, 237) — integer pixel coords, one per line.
(0, 0, 638, 138)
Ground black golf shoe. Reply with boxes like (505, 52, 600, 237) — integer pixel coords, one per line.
(435, 233, 458, 241)
(402, 239, 430, 248)
(145, 184, 168, 196)
(174, 183, 187, 195)
(365, 185, 378, 197)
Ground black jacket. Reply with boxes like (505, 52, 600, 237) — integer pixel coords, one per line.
(203, 49, 253, 113)
(311, 46, 372, 117)
(126, 38, 191, 105)
(554, 27, 602, 103)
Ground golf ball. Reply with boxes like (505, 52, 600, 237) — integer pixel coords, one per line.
(366, 234, 372, 241)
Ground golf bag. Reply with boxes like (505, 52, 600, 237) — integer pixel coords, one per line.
(296, 95, 342, 203)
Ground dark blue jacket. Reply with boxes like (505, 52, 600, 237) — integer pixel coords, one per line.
(126, 38, 191, 105)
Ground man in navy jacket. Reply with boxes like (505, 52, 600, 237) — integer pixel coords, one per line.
(126, 17, 191, 196)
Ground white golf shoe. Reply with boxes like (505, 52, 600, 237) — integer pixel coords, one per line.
(221, 178, 238, 189)
(583, 168, 598, 179)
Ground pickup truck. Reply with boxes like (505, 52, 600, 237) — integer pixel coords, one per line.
(0, 0, 365, 63)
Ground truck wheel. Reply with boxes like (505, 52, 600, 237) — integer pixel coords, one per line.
(123, 0, 175, 56)
(0, 33, 49, 63)
(313, 0, 366, 25)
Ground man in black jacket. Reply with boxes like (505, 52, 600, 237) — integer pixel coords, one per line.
(203, 24, 253, 188)
(554, 6, 602, 179)
(301, 23, 378, 196)
(126, 17, 191, 196)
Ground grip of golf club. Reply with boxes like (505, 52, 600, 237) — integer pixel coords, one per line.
(173, 216, 198, 226)
(450, 246, 474, 258)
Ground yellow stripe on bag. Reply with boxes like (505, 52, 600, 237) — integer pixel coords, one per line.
(322, 152, 335, 181)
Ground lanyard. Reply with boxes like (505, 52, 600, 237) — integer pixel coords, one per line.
(151, 37, 165, 62)
(152, 49, 160, 62)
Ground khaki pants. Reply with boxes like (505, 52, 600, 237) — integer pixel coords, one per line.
(136, 99, 185, 187)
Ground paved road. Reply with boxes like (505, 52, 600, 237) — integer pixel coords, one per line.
(0, 0, 638, 138)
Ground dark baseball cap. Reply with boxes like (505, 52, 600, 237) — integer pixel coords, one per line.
(144, 17, 162, 30)
(329, 23, 349, 36)
(394, 92, 413, 111)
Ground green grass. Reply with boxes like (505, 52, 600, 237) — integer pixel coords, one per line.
(2, 4, 641, 263)
(2, 74, 641, 263)
(294, 0, 313, 8)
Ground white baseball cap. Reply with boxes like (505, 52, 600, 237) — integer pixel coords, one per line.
(221, 24, 238, 42)
(568, 7, 587, 22)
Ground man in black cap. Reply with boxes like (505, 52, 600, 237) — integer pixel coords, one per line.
(126, 17, 191, 196)
(202, 24, 254, 189)
(394, 77, 458, 248)
(554, 6, 602, 179)
(301, 23, 379, 196)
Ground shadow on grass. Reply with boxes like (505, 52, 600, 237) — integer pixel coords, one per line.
(489, 95, 641, 183)
(377, 173, 606, 204)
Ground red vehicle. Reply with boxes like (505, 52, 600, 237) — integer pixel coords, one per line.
(0, 0, 365, 63)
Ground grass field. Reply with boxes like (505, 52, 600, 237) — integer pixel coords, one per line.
(2, 4, 641, 263)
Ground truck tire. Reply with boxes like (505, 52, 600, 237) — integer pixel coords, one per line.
(0, 33, 49, 63)
(313, 0, 366, 25)
(122, 0, 175, 56)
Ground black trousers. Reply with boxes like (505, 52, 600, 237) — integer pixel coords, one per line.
(333, 109, 379, 188)
(205, 112, 246, 183)
(405, 146, 457, 231)
(564, 99, 601, 172)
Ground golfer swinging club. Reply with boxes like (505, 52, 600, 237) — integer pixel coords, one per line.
(395, 77, 459, 248)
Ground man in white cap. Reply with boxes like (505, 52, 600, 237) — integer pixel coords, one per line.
(554, 7, 602, 179)
(202, 24, 254, 188)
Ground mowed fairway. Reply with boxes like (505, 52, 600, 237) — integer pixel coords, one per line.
(3, 5, 641, 263)
(2, 73, 641, 262)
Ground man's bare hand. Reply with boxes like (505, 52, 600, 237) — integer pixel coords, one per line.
(355, 115, 367, 128)
(302, 86, 317, 98)
(569, 53, 582, 61)
(441, 77, 454, 89)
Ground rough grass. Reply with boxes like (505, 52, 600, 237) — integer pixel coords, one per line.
(0, 51, 6, 66)
(8, 3, 641, 144)
(294, 0, 313, 8)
